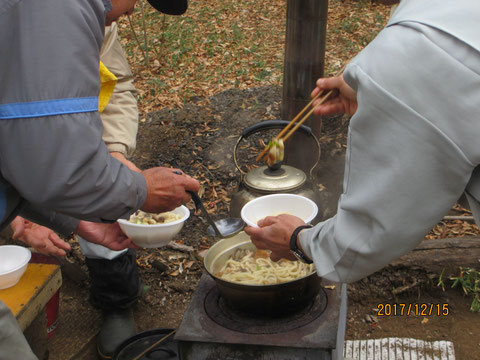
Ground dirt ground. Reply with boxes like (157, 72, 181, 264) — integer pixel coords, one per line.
(2, 85, 479, 359)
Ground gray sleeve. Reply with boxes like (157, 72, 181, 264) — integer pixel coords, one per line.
(0, 0, 147, 223)
(0, 301, 38, 360)
(299, 24, 480, 283)
(0, 113, 147, 223)
(19, 204, 80, 238)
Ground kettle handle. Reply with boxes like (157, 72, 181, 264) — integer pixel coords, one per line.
(233, 120, 321, 179)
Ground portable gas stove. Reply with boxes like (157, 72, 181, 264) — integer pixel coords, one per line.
(175, 273, 347, 360)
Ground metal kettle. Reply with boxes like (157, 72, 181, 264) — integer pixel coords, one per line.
(229, 120, 323, 223)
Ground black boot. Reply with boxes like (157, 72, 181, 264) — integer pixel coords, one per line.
(97, 308, 136, 359)
(85, 250, 142, 359)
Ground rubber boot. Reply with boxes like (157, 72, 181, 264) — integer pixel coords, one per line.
(97, 308, 136, 360)
(84, 250, 142, 359)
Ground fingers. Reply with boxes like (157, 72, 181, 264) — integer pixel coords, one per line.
(312, 77, 336, 97)
(318, 74, 357, 116)
(269, 252, 283, 262)
(312, 97, 345, 116)
(10, 216, 25, 240)
(256, 216, 279, 227)
(244, 226, 268, 251)
(316, 75, 343, 91)
(246, 228, 294, 262)
(270, 251, 297, 262)
(104, 222, 134, 251)
(11, 227, 22, 240)
(127, 241, 141, 250)
(311, 86, 321, 99)
(49, 234, 71, 252)
(33, 239, 66, 257)
(183, 176, 201, 193)
(110, 239, 129, 250)
(244, 225, 259, 237)
(172, 169, 200, 201)
(100, 234, 130, 251)
(46, 244, 67, 257)
(110, 237, 133, 251)
(142, 167, 199, 212)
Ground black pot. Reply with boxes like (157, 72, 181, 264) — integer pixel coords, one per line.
(113, 328, 178, 360)
(203, 232, 321, 316)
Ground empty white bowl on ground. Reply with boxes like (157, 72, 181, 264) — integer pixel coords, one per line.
(117, 205, 190, 248)
(0, 245, 32, 289)
(240, 193, 318, 228)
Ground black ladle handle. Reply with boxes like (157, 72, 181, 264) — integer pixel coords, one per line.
(186, 190, 223, 238)
(172, 170, 224, 238)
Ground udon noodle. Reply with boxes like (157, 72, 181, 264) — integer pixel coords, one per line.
(128, 210, 181, 225)
(215, 248, 315, 285)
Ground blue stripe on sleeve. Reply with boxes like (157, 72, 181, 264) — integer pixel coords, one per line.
(0, 97, 98, 119)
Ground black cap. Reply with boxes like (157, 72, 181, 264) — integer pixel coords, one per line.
(146, 0, 188, 15)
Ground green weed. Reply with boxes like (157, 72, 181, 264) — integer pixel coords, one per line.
(438, 267, 480, 312)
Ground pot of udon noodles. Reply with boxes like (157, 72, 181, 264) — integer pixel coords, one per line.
(203, 231, 321, 316)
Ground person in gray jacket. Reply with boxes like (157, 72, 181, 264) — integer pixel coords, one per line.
(0, 0, 198, 236)
(0, 0, 197, 359)
(9, 8, 190, 358)
(10, 21, 145, 359)
(246, 0, 480, 283)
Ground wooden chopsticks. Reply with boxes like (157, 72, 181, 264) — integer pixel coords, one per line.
(256, 65, 346, 162)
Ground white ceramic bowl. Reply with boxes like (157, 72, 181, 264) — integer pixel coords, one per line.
(117, 205, 190, 248)
(0, 245, 31, 290)
(241, 194, 318, 228)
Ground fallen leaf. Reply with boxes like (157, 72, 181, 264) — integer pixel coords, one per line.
(169, 270, 179, 276)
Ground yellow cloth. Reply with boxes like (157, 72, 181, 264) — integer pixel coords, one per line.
(99, 61, 117, 113)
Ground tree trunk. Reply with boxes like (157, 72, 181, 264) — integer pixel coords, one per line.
(391, 236, 480, 275)
(282, 0, 328, 175)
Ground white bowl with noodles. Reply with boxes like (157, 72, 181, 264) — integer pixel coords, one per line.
(240, 193, 318, 228)
(117, 205, 190, 248)
(0, 245, 31, 289)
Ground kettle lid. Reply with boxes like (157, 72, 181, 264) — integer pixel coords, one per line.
(244, 165, 306, 192)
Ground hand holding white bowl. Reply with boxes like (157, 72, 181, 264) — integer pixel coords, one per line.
(245, 214, 307, 262)
(241, 194, 318, 228)
(241, 194, 318, 262)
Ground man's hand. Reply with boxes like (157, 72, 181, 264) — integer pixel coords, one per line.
(141, 167, 200, 213)
(244, 214, 306, 262)
(10, 216, 71, 256)
(311, 74, 358, 116)
(75, 221, 137, 251)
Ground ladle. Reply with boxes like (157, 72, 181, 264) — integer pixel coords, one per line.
(187, 191, 244, 238)
(173, 171, 244, 238)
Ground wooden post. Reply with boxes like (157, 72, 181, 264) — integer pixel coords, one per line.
(282, 0, 328, 174)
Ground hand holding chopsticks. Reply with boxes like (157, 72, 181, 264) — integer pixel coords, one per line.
(256, 65, 346, 163)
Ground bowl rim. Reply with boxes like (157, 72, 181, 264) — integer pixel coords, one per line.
(240, 193, 318, 228)
(0, 245, 31, 275)
(117, 205, 190, 228)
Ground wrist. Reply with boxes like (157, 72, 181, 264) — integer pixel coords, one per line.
(289, 224, 313, 264)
